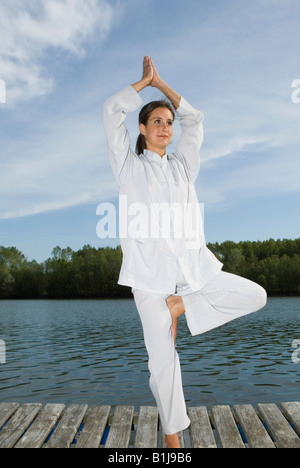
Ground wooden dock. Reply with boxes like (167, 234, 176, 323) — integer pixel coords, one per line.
(0, 402, 299, 448)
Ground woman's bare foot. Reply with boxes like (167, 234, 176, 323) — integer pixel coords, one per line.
(166, 295, 185, 347)
(165, 433, 181, 448)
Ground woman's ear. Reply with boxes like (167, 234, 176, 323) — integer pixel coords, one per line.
(139, 123, 146, 136)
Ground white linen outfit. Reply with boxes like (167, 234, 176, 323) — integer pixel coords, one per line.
(102, 86, 267, 435)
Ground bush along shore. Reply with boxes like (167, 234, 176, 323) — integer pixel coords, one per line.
(0, 238, 299, 299)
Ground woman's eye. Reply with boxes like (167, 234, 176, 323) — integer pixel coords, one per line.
(152, 119, 173, 126)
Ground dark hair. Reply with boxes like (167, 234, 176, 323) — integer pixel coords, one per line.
(135, 100, 175, 155)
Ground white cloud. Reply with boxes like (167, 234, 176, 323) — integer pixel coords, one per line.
(201, 135, 273, 165)
(0, 0, 115, 103)
(0, 0, 120, 220)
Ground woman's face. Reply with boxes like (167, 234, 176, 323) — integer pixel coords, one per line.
(140, 107, 174, 156)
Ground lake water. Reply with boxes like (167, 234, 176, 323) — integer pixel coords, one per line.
(0, 297, 299, 407)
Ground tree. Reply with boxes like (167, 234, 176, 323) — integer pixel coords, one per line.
(0, 238, 299, 298)
(0, 261, 14, 298)
(224, 247, 246, 276)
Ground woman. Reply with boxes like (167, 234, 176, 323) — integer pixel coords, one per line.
(103, 57, 267, 448)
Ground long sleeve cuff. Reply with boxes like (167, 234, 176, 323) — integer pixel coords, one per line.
(176, 96, 204, 123)
(103, 85, 143, 115)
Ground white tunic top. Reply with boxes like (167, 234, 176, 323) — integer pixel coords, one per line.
(102, 85, 222, 294)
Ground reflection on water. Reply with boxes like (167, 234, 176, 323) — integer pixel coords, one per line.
(0, 297, 299, 407)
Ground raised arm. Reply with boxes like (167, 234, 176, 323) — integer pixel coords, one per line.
(175, 99, 204, 183)
(102, 85, 142, 185)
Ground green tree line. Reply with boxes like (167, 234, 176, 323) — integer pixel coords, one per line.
(0, 238, 299, 299)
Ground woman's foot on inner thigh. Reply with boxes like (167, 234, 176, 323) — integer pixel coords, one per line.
(166, 295, 185, 347)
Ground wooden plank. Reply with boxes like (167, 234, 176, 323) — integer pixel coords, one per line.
(258, 403, 300, 448)
(211, 405, 245, 448)
(188, 406, 217, 448)
(233, 404, 275, 448)
(178, 430, 185, 448)
(45, 404, 88, 448)
(281, 402, 300, 435)
(0, 403, 41, 448)
(75, 405, 111, 448)
(0, 402, 298, 449)
(105, 405, 134, 448)
(134, 406, 158, 448)
(15, 404, 65, 448)
(0, 403, 19, 428)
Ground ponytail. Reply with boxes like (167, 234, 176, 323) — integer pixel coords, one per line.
(135, 133, 146, 155)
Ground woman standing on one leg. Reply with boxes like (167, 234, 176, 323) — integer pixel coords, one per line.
(103, 57, 267, 448)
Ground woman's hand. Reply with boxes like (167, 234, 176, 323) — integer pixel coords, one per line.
(132, 56, 181, 109)
(136, 55, 162, 88)
(149, 57, 161, 88)
(141, 56, 161, 88)
(141, 56, 154, 86)
(132, 56, 154, 93)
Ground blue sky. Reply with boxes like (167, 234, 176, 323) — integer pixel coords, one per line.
(0, 0, 299, 262)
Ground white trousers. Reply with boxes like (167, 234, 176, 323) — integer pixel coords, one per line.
(132, 269, 267, 435)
